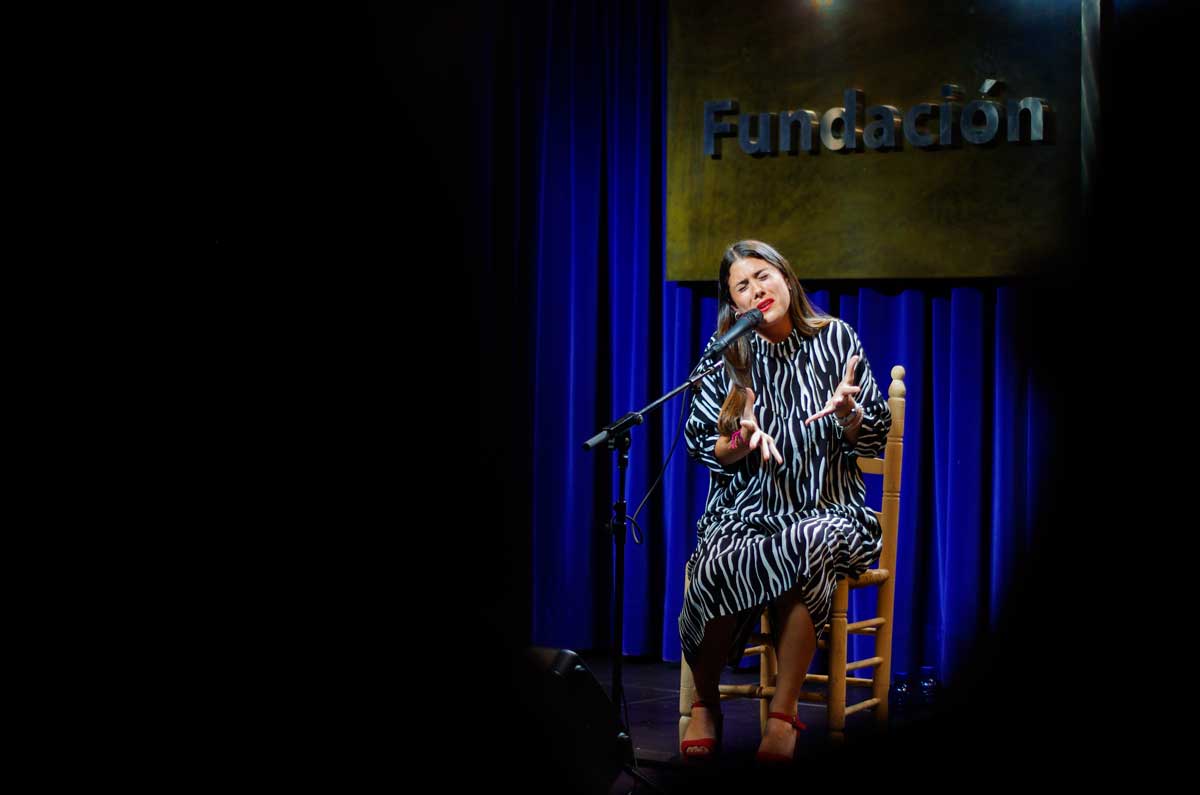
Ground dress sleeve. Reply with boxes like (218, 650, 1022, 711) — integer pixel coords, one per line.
(835, 322, 892, 460)
(685, 350, 732, 475)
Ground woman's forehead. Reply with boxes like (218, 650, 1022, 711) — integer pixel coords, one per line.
(729, 257, 773, 279)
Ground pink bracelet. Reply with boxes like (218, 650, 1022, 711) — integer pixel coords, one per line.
(730, 429, 744, 449)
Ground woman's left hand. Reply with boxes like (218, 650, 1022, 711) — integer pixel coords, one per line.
(804, 355, 862, 426)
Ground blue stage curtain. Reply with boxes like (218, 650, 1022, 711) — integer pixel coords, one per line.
(494, 0, 1059, 687)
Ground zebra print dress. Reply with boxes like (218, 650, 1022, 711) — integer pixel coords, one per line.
(679, 318, 891, 673)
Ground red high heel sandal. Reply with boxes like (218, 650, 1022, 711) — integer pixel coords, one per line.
(754, 711, 808, 766)
(680, 700, 724, 760)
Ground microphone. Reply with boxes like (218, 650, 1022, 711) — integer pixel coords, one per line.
(701, 308, 764, 361)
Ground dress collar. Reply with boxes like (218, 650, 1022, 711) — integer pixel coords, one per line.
(750, 325, 804, 359)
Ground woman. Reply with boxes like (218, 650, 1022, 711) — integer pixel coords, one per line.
(678, 240, 891, 764)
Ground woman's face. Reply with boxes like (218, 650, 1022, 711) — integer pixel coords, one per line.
(727, 257, 792, 332)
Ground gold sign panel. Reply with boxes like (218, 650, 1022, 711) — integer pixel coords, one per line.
(667, 0, 1081, 281)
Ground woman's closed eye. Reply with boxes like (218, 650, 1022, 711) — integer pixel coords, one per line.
(736, 271, 770, 292)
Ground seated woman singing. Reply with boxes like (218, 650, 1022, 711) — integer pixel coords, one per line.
(678, 239, 891, 765)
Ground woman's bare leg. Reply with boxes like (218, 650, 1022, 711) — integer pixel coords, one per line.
(682, 612, 737, 755)
(758, 582, 817, 759)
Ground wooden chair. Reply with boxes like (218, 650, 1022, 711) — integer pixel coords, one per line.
(679, 365, 907, 747)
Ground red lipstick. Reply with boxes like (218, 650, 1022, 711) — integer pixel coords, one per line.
(756, 298, 773, 311)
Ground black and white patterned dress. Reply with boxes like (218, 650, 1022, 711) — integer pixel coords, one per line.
(679, 318, 891, 673)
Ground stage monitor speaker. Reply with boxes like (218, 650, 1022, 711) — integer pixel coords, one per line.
(514, 647, 626, 795)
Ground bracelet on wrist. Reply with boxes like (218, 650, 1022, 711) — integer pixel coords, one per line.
(834, 403, 862, 427)
(834, 403, 864, 434)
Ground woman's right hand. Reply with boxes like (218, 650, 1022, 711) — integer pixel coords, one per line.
(739, 387, 783, 465)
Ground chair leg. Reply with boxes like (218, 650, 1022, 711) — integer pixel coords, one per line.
(873, 576, 897, 731)
(680, 651, 697, 748)
(680, 576, 696, 748)
(828, 580, 849, 744)
(759, 605, 777, 737)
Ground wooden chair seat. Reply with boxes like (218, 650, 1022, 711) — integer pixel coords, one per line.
(847, 567, 890, 589)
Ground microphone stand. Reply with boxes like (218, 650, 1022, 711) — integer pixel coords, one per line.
(582, 356, 725, 790)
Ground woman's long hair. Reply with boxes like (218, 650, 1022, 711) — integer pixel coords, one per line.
(714, 240, 833, 435)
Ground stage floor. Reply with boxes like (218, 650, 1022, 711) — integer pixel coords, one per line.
(579, 651, 909, 794)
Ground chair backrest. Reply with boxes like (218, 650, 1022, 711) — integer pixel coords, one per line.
(853, 365, 906, 576)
